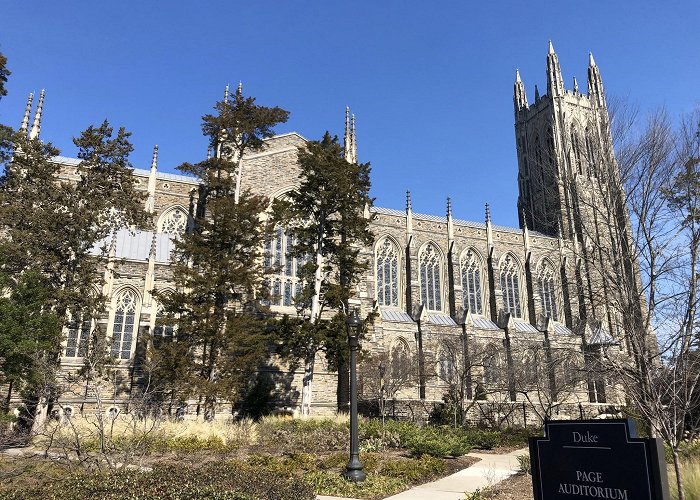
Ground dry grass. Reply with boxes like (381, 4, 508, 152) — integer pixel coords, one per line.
(31, 413, 351, 453)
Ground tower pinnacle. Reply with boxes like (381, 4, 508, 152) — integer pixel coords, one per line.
(587, 52, 605, 107)
(546, 41, 564, 97)
(513, 69, 528, 110)
(20, 92, 33, 134)
(29, 89, 45, 140)
(223, 84, 230, 104)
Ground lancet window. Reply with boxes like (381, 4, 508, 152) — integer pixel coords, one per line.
(500, 254, 522, 318)
(64, 312, 91, 358)
(264, 226, 305, 307)
(538, 260, 558, 321)
(585, 130, 597, 176)
(376, 237, 399, 307)
(110, 290, 139, 360)
(419, 243, 442, 311)
(159, 208, 188, 236)
(460, 249, 483, 315)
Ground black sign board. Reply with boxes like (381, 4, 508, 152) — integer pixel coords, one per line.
(529, 419, 669, 500)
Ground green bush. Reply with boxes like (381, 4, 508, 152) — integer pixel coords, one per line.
(304, 470, 406, 499)
(0, 462, 314, 500)
(258, 418, 349, 453)
(517, 454, 531, 475)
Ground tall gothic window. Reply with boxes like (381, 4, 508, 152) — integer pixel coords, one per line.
(159, 208, 188, 236)
(110, 290, 139, 360)
(538, 261, 558, 321)
(64, 312, 91, 357)
(500, 254, 522, 318)
(571, 127, 583, 176)
(460, 249, 483, 315)
(419, 243, 442, 311)
(376, 238, 399, 307)
(264, 226, 304, 307)
(585, 130, 597, 176)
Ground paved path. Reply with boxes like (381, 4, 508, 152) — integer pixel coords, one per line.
(317, 447, 527, 500)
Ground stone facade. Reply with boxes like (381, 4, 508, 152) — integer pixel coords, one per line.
(28, 45, 637, 421)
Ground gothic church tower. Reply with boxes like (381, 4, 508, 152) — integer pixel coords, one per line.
(514, 42, 642, 343)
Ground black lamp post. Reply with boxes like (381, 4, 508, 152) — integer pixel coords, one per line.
(344, 308, 366, 482)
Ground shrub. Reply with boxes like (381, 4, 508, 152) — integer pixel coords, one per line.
(517, 454, 531, 475)
(0, 461, 314, 500)
(304, 470, 406, 499)
(257, 417, 349, 453)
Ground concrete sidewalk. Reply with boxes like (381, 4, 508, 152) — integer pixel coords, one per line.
(317, 447, 527, 500)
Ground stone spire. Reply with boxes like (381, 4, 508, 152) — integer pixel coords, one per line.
(406, 190, 413, 242)
(29, 89, 45, 140)
(573, 76, 579, 94)
(145, 145, 158, 213)
(534, 84, 540, 102)
(546, 41, 564, 97)
(446, 197, 454, 244)
(236, 81, 243, 96)
(587, 52, 605, 107)
(513, 69, 528, 110)
(343, 108, 358, 163)
(20, 92, 33, 134)
(485, 203, 494, 253)
(344, 107, 351, 162)
(223, 84, 230, 104)
(350, 113, 357, 163)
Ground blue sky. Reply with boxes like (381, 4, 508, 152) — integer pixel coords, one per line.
(1, 1, 698, 227)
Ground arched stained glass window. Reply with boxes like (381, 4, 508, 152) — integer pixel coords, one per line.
(419, 243, 442, 311)
(65, 312, 91, 357)
(376, 238, 399, 307)
(460, 249, 483, 315)
(538, 261, 558, 321)
(110, 290, 139, 360)
(500, 254, 522, 318)
(264, 226, 304, 307)
(160, 208, 188, 236)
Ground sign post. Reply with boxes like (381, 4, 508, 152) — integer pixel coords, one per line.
(529, 419, 669, 499)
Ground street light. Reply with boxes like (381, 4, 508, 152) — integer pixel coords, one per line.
(344, 308, 366, 482)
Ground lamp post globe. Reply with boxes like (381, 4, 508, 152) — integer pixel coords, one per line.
(344, 308, 366, 482)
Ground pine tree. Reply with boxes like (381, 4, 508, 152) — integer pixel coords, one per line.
(276, 132, 373, 414)
(0, 123, 148, 427)
(0, 50, 9, 100)
(153, 89, 289, 420)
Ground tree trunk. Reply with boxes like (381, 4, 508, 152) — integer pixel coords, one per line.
(203, 394, 217, 422)
(301, 351, 315, 416)
(30, 397, 48, 435)
(337, 357, 349, 411)
(672, 449, 685, 500)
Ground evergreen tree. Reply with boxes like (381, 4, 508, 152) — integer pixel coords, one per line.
(0, 123, 148, 427)
(0, 50, 9, 100)
(153, 90, 288, 420)
(276, 132, 373, 414)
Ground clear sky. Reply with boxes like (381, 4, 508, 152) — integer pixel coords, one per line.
(1, 1, 698, 227)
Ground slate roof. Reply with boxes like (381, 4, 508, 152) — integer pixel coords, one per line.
(472, 315, 501, 331)
(91, 229, 175, 264)
(513, 320, 541, 334)
(380, 308, 414, 323)
(427, 313, 457, 326)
